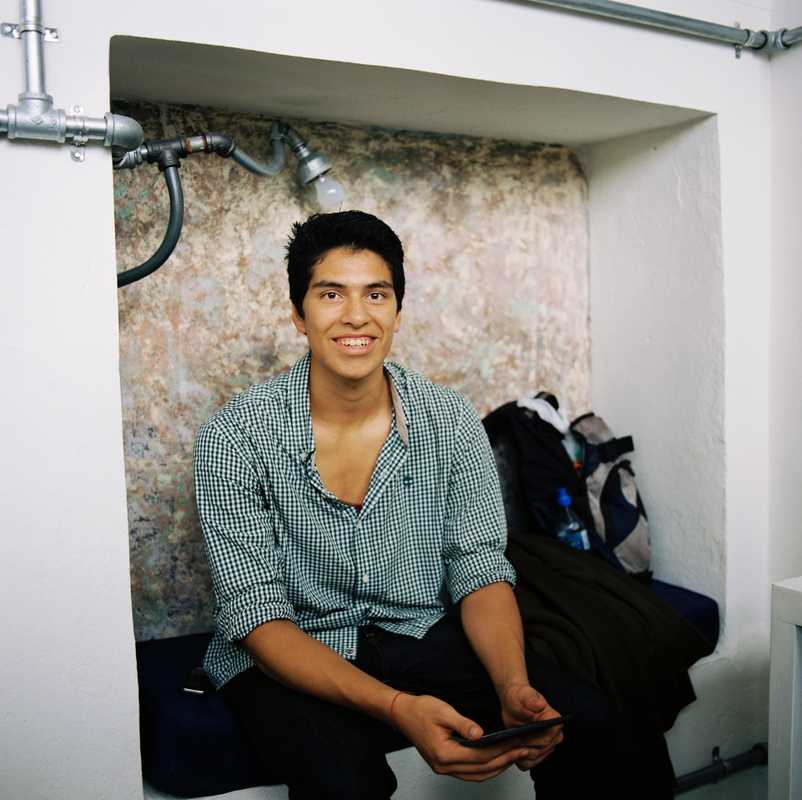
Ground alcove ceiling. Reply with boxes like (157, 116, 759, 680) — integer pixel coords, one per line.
(110, 36, 708, 146)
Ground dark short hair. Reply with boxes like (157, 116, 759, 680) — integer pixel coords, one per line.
(285, 211, 405, 317)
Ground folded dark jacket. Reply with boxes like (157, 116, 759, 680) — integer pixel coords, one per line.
(507, 531, 714, 733)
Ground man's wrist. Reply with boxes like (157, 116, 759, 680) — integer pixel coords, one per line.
(494, 674, 531, 699)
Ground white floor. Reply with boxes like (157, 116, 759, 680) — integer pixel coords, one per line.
(144, 758, 767, 800)
(143, 747, 533, 799)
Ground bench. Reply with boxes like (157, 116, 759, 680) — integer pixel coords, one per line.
(136, 428, 720, 797)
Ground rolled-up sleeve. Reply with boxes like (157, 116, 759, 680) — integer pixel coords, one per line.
(443, 399, 517, 604)
(194, 421, 297, 642)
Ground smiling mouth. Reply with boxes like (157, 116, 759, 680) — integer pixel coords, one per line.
(333, 336, 376, 353)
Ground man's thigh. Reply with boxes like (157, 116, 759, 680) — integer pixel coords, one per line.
(372, 615, 619, 733)
(220, 666, 406, 799)
(367, 615, 505, 733)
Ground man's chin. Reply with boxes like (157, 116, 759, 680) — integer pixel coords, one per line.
(318, 354, 384, 383)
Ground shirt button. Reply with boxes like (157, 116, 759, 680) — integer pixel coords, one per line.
(345, 647, 355, 657)
(362, 574, 369, 584)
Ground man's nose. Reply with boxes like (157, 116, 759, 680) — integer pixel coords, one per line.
(341, 296, 369, 325)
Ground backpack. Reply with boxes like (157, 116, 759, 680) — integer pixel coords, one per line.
(483, 394, 652, 580)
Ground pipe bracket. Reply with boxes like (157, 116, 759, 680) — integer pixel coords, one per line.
(1, 21, 59, 40)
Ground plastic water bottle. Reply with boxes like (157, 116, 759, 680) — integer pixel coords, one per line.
(554, 488, 590, 551)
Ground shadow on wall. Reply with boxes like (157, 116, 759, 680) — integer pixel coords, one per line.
(112, 99, 590, 641)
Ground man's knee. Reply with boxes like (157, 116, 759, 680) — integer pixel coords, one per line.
(285, 746, 397, 800)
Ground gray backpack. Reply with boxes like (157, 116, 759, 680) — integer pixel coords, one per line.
(570, 412, 651, 577)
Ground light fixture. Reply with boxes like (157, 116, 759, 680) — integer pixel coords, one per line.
(285, 127, 347, 211)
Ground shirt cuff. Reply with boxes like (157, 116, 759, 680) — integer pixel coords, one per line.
(218, 597, 298, 642)
(447, 552, 517, 605)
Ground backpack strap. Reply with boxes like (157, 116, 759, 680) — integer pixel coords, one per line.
(597, 436, 634, 463)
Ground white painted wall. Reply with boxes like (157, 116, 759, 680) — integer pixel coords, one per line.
(584, 118, 726, 602)
(582, 117, 770, 799)
(0, 0, 787, 797)
(770, 2, 802, 587)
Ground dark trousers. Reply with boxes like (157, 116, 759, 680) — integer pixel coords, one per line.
(221, 615, 676, 800)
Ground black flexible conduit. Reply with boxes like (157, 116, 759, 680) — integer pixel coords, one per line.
(116, 165, 184, 289)
(114, 126, 292, 288)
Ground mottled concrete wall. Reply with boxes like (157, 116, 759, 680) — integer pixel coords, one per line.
(112, 101, 589, 641)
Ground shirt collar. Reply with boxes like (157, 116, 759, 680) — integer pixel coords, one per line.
(283, 352, 410, 462)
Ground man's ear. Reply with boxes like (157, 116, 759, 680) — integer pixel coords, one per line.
(393, 311, 401, 333)
(291, 305, 306, 336)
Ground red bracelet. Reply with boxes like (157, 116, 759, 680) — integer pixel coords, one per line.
(388, 690, 406, 728)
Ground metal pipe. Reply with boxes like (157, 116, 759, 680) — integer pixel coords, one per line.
(64, 113, 107, 140)
(228, 121, 285, 176)
(0, 0, 143, 152)
(674, 744, 767, 794)
(783, 26, 802, 46)
(518, 0, 768, 49)
(117, 165, 184, 288)
(19, 0, 49, 101)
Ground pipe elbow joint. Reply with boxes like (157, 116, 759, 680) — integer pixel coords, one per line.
(208, 132, 235, 157)
(105, 113, 144, 151)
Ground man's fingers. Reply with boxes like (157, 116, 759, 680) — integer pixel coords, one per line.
(443, 747, 528, 776)
(454, 765, 512, 782)
(522, 688, 547, 714)
(442, 736, 526, 766)
(522, 725, 563, 749)
(444, 710, 483, 743)
(517, 736, 564, 770)
(516, 745, 557, 771)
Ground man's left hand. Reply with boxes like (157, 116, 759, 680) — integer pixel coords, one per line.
(498, 683, 564, 771)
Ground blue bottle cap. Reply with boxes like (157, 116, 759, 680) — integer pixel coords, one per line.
(556, 487, 572, 508)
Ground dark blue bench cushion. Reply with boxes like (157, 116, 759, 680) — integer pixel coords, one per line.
(650, 579, 719, 650)
(136, 581, 719, 798)
(136, 633, 271, 797)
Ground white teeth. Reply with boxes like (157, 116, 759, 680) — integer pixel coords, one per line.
(338, 337, 371, 347)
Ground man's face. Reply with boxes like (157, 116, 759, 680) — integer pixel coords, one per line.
(291, 246, 401, 383)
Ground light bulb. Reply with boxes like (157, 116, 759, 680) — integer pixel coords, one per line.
(312, 172, 347, 211)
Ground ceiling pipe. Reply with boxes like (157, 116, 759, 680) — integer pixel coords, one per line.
(515, 0, 800, 53)
(782, 26, 802, 47)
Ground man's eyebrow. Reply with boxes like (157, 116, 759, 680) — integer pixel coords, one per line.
(310, 280, 395, 291)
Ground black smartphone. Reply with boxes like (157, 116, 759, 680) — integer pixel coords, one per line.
(451, 714, 571, 748)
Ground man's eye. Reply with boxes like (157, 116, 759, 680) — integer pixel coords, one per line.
(368, 292, 386, 301)
(322, 291, 339, 300)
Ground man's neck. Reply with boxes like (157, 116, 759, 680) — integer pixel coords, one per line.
(307, 355, 392, 428)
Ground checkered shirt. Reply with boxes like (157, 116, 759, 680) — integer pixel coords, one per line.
(195, 351, 516, 688)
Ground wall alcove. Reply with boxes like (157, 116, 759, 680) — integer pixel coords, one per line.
(110, 34, 725, 791)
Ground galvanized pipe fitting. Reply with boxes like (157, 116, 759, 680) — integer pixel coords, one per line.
(0, 0, 143, 152)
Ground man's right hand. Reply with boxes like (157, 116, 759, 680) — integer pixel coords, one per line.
(391, 693, 530, 782)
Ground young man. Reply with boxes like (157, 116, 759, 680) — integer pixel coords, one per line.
(195, 211, 664, 799)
